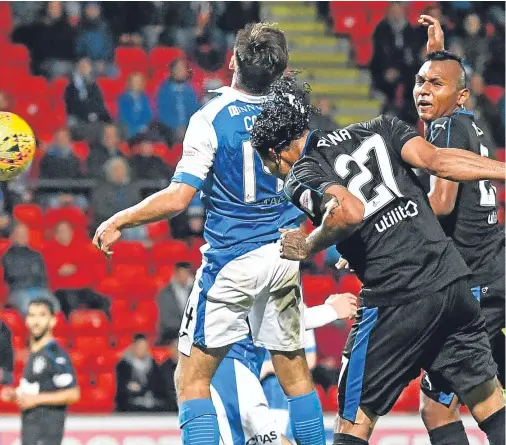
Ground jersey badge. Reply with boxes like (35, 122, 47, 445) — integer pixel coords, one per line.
(299, 189, 315, 216)
(33, 356, 46, 374)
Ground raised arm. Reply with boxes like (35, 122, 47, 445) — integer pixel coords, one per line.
(401, 136, 505, 182)
(418, 14, 445, 53)
(280, 185, 364, 260)
(94, 111, 217, 256)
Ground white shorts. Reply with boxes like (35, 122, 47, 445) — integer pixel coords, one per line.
(178, 241, 304, 355)
(211, 358, 283, 445)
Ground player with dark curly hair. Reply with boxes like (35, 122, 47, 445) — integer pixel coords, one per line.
(251, 75, 505, 445)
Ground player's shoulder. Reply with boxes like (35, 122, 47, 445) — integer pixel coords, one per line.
(44, 341, 70, 362)
(429, 111, 473, 145)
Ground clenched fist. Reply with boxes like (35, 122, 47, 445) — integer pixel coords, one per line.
(279, 228, 310, 261)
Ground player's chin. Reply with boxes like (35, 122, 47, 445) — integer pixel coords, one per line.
(416, 109, 434, 122)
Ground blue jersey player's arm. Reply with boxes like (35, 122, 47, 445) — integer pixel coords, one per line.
(93, 111, 217, 255)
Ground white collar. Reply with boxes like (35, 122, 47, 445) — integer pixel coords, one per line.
(210, 86, 268, 104)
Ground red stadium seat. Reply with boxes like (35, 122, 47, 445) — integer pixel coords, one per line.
(149, 46, 186, 73)
(324, 385, 339, 412)
(112, 307, 156, 336)
(153, 265, 175, 285)
(11, 76, 49, 99)
(0, 238, 10, 256)
(11, 334, 25, 350)
(110, 240, 149, 263)
(94, 276, 129, 299)
(301, 274, 337, 306)
(14, 98, 54, 134)
(2, 44, 30, 69)
(152, 239, 190, 265)
(69, 309, 110, 335)
(496, 148, 505, 162)
(71, 141, 90, 163)
(483, 85, 505, 106)
(50, 77, 69, 103)
(89, 349, 122, 372)
(333, 12, 371, 40)
(96, 371, 116, 394)
(53, 312, 69, 337)
(151, 346, 170, 364)
(335, 273, 362, 297)
(136, 300, 159, 322)
(355, 41, 373, 67)
(45, 206, 88, 232)
(13, 204, 44, 228)
(115, 47, 149, 77)
(126, 275, 160, 300)
(147, 220, 171, 241)
(165, 143, 183, 167)
(74, 335, 110, 355)
(96, 77, 124, 102)
(0, 2, 13, 35)
(68, 350, 89, 371)
(111, 263, 150, 288)
(391, 375, 421, 412)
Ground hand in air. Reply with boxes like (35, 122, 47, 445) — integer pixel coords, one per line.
(279, 228, 310, 261)
(92, 216, 122, 258)
(325, 293, 358, 320)
(418, 14, 444, 53)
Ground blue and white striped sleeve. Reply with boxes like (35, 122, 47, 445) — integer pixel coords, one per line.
(171, 111, 218, 191)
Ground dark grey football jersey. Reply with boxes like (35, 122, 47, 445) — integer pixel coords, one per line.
(284, 115, 470, 307)
(426, 110, 505, 287)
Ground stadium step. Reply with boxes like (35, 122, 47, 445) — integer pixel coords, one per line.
(289, 52, 348, 66)
(269, 5, 317, 17)
(335, 114, 379, 127)
(276, 21, 326, 33)
(334, 98, 382, 114)
(311, 83, 370, 96)
(299, 68, 360, 80)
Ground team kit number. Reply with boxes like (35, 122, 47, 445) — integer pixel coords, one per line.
(242, 140, 283, 203)
(478, 143, 497, 206)
(333, 134, 403, 218)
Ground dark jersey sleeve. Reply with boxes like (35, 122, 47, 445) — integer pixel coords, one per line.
(0, 322, 13, 384)
(428, 116, 470, 149)
(49, 344, 77, 390)
(372, 115, 420, 157)
(284, 158, 338, 226)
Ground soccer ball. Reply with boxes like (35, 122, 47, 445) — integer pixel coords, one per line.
(0, 112, 36, 181)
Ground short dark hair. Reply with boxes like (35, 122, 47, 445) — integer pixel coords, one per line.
(175, 261, 191, 269)
(28, 298, 56, 315)
(251, 74, 318, 156)
(234, 23, 289, 95)
(426, 50, 467, 89)
(133, 333, 147, 342)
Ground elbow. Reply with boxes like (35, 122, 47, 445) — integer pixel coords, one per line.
(343, 198, 365, 228)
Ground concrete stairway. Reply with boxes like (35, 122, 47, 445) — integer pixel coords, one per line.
(262, 2, 381, 127)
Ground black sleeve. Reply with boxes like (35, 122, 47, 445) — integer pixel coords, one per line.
(50, 346, 77, 389)
(428, 117, 470, 149)
(284, 160, 337, 226)
(376, 115, 420, 157)
(0, 323, 13, 384)
(115, 360, 132, 410)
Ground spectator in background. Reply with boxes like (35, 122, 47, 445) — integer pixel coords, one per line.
(0, 185, 12, 237)
(2, 223, 60, 315)
(36, 1, 75, 79)
(40, 128, 83, 180)
(217, 2, 261, 48)
(157, 262, 194, 344)
(87, 124, 125, 179)
(39, 128, 88, 209)
(310, 98, 336, 131)
(76, 2, 115, 77)
(0, 90, 12, 112)
(117, 73, 153, 141)
(45, 221, 109, 317)
(469, 74, 505, 147)
(158, 341, 179, 412)
(371, 2, 417, 121)
(90, 157, 145, 240)
(115, 334, 166, 412)
(65, 58, 112, 141)
(0, 322, 13, 387)
(131, 138, 173, 180)
(169, 194, 205, 240)
(157, 59, 199, 144)
(457, 13, 490, 76)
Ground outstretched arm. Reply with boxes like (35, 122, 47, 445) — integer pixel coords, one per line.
(93, 182, 197, 255)
(401, 136, 505, 182)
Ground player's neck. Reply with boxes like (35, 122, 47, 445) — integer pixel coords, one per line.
(280, 131, 311, 178)
(423, 105, 463, 133)
(30, 334, 53, 353)
(231, 78, 265, 97)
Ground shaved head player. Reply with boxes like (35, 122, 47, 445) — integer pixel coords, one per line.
(413, 15, 505, 445)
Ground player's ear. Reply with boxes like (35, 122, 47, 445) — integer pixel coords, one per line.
(49, 316, 56, 329)
(457, 88, 470, 107)
(229, 54, 235, 71)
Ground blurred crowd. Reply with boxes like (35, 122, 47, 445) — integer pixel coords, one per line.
(0, 1, 504, 414)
